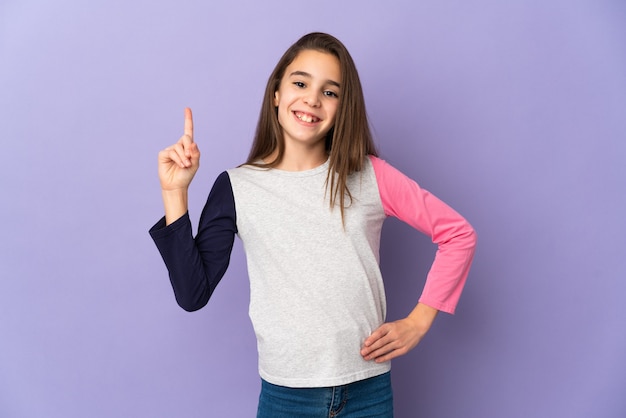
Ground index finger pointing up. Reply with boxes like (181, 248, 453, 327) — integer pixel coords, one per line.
(184, 107, 193, 140)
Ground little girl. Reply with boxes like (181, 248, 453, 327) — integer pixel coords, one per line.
(150, 32, 476, 418)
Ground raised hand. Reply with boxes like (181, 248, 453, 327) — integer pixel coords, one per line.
(158, 108, 200, 192)
(158, 108, 201, 225)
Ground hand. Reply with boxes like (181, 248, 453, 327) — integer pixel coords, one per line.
(360, 303, 438, 363)
(158, 108, 200, 192)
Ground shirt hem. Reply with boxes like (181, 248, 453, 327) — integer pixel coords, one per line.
(258, 364, 391, 388)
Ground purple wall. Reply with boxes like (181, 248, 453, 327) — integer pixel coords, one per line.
(1, 1, 624, 417)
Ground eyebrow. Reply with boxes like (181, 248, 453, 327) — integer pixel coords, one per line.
(289, 71, 341, 88)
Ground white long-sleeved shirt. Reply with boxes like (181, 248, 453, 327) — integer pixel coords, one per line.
(150, 155, 476, 387)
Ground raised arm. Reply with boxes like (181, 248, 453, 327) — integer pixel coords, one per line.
(150, 109, 237, 312)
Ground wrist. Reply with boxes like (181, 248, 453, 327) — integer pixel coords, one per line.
(407, 303, 438, 334)
(161, 189, 189, 225)
(161, 187, 188, 199)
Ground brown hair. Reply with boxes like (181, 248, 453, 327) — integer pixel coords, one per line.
(245, 32, 378, 222)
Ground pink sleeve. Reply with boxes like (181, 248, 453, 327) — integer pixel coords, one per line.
(369, 155, 477, 314)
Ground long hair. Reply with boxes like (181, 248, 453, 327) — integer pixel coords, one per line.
(246, 32, 378, 222)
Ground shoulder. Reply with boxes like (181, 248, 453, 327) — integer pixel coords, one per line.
(203, 171, 235, 209)
(227, 164, 268, 181)
(210, 170, 233, 193)
(366, 155, 407, 183)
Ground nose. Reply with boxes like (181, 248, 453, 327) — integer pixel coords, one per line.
(303, 92, 321, 107)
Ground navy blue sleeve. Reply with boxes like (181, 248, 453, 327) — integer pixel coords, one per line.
(149, 171, 237, 312)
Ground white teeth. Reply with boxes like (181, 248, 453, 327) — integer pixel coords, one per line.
(296, 112, 318, 123)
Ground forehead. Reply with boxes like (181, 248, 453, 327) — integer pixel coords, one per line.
(284, 50, 341, 83)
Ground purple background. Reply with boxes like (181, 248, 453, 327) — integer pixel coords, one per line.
(1, 1, 625, 417)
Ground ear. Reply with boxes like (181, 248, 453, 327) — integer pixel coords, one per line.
(273, 90, 280, 107)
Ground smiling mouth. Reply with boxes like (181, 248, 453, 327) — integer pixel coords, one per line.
(294, 111, 321, 123)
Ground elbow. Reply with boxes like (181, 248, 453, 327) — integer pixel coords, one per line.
(467, 226, 478, 248)
(177, 301, 204, 312)
(168, 267, 226, 312)
(451, 222, 477, 251)
(463, 225, 478, 253)
(174, 290, 212, 312)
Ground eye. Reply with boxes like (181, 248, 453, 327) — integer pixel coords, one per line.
(324, 90, 339, 98)
(293, 81, 306, 88)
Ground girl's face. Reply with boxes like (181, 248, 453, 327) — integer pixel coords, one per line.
(274, 49, 341, 153)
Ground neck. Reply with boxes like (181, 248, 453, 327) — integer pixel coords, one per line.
(267, 142, 328, 171)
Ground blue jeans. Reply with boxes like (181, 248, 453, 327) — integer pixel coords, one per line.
(257, 372, 393, 417)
